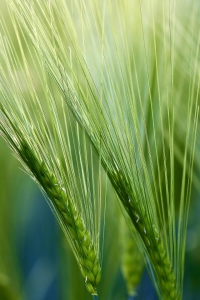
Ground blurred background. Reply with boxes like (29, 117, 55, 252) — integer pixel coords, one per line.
(0, 0, 200, 299)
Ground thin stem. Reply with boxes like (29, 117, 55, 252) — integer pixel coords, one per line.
(93, 295, 98, 300)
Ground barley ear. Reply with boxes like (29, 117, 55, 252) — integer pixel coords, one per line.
(111, 169, 180, 299)
(123, 195, 180, 300)
(18, 139, 101, 295)
(121, 218, 144, 298)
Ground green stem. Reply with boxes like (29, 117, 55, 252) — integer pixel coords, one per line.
(93, 295, 98, 300)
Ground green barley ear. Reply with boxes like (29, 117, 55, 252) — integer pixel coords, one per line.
(0, 17, 105, 298)
(0, 101, 102, 298)
(121, 218, 144, 299)
(20, 139, 101, 295)
(0, 87, 102, 297)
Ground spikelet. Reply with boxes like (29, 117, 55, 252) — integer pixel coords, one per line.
(19, 140, 101, 295)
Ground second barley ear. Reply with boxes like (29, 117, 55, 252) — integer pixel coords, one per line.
(121, 218, 144, 298)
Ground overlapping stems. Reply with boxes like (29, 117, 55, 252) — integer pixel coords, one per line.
(0, 12, 105, 297)
(1, 0, 200, 299)
(154, 0, 200, 189)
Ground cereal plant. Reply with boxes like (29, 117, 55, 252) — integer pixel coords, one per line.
(0, 0, 199, 299)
